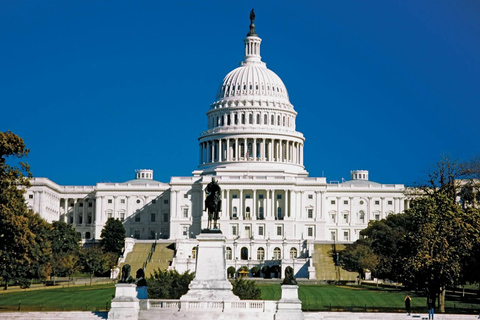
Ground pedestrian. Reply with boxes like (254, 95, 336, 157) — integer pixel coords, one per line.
(427, 297, 434, 320)
(404, 294, 412, 315)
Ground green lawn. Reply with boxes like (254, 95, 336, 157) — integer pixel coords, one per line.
(0, 283, 479, 314)
(0, 284, 115, 312)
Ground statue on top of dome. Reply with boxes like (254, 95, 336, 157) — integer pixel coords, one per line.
(247, 9, 257, 37)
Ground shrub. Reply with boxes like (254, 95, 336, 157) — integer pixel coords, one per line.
(227, 266, 236, 278)
(231, 277, 261, 300)
(147, 269, 194, 299)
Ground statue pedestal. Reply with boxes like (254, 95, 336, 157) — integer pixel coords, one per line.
(275, 285, 304, 320)
(108, 283, 139, 320)
(180, 232, 239, 301)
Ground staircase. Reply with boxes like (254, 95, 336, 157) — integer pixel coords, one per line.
(120, 242, 175, 277)
(120, 243, 152, 275)
(313, 244, 357, 281)
(144, 243, 175, 277)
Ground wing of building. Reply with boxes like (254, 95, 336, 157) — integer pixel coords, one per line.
(25, 14, 406, 279)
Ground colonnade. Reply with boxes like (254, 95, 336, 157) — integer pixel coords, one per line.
(199, 137, 303, 165)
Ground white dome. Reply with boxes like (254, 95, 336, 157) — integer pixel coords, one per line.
(216, 64, 289, 102)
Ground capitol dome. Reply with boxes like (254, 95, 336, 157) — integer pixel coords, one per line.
(196, 11, 307, 177)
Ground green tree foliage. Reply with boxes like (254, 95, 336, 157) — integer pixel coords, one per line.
(100, 218, 125, 256)
(231, 277, 261, 300)
(147, 269, 195, 299)
(49, 221, 81, 284)
(405, 193, 480, 312)
(0, 131, 40, 289)
(28, 213, 53, 281)
(81, 246, 111, 285)
(339, 241, 379, 276)
(227, 266, 235, 278)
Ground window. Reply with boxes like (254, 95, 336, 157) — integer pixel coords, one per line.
(273, 247, 281, 260)
(184, 194, 188, 198)
(164, 199, 169, 204)
(259, 194, 264, 199)
(85, 232, 91, 240)
(360, 200, 364, 205)
(331, 213, 336, 223)
(258, 225, 264, 236)
(331, 231, 336, 241)
(233, 207, 238, 219)
(151, 213, 156, 222)
(120, 212, 125, 221)
(134, 230, 140, 239)
(29, 194, 33, 199)
(183, 208, 188, 218)
(343, 214, 349, 223)
(359, 211, 365, 223)
(163, 213, 169, 222)
(308, 227, 313, 237)
(245, 194, 251, 199)
(344, 231, 349, 241)
(277, 207, 283, 220)
(152, 199, 156, 204)
(331, 200, 335, 205)
(135, 214, 140, 222)
(232, 225, 237, 236)
(232, 194, 238, 199)
(108, 199, 113, 204)
(308, 194, 313, 199)
(257, 247, 265, 260)
(277, 194, 282, 199)
(375, 200, 380, 205)
(121, 199, 125, 204)
(388, 200, 393, 205)
(87, 213, 92, 224)
(375, 214, 380, 221)
(88, 202, 93, 207)
(79, 203, 83, 207)
(136, 199, 141, 204)
(192, 247, 197, 259)
(290, 247, 297, 259)
(245, 226, 251, 238)
(308, 208, 313, 219)
(107, 211, 113, 219)
(182, 226, 188, 236)
(226, 247, 232, 260)
(276, 226, 282, 236)
(241, 247, 248, 260)
(344, 200, 348, 205)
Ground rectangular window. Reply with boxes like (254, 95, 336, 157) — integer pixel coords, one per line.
(388, 200, 393, 205)
(183, 208, 188, 218)
(120, 212, 125, 222)
(28, 194, 33, 199)
(232, 194, 238, 199)
(344, 200, 348, 205)
(121, 199, 125, 204)
(308, 227, 313, 237)
(152, 199, 156, 203)
(331, 214, 336, 223)
(184, 194, 188, 198)
(135, 215, 140, 222)
(277, 194, 282, 199)
(232, 226, 237, 236)
(331, 200, 335, 205)
(108, 199, 112, 204)
(182, 226, 188, 236)
(307, 208, 313, 219)
(344, 231, 349, 241)
(343, 214, 349, 223)
(375, 214, 380, 221)
(258, 226, 264, 236)
(164, 199, 169, 204)
(331, 231, 336, 241)
(308, 194, 313, 199)
(245, 194, 251, 199)
(259, 194, 264, 199)
(359, 213, 365, 223)
(88, 202, 93, 207)
(375, 200, 380, 205)
(276, 226, 282, 236)
(163, 213, 169, 222)
(151, 213, 155, 222)
(79, 203, 83, 207)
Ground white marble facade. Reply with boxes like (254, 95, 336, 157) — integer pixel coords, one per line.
(24, 18, 405, 279)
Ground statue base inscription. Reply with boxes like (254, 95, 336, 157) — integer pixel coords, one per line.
(180, 232, 239, 301)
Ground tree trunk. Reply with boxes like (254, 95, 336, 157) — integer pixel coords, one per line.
(439, 287, 446, 313)
(90, 273, 93, 286)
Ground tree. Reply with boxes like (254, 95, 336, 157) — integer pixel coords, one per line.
(231, 277, 261, 300)
(339, 241, 379, 277)
(405, 193, 480, 312)
(49, 221, 80, 285)
(0, 131, 37, 289)
(81, 246, 111, 285)
(100, 218, 125, 256)
(147, 269, 194, 299)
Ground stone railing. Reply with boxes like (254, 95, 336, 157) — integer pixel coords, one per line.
(142, 299, 277, 313)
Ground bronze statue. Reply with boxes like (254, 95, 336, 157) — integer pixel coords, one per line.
(120, 264, 131, 283)
(282, 266, 297, 285)
(136, 268, 147, 287)
(250, 9, 255, 23)
(204, 177, 222, 229)
(247, 9, 257, 37)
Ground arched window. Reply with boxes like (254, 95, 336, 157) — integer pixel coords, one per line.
(192, 247, 197, 259)
(227, 115, 231, 125)
(233, 207, 238, 219)
(256, 114, 260, 124)
(290, 247, 297, 259)
(241, 247, 249, 260)
(242, 113, 245, 124)
(245, 207, 251, 219)
(264, 114, 268, 124)
(249, 114, 253, 124)
(359, 210, 365, 223)
(220, 116, 224, 126)
(247, 142, 252, 158)
(277, 115, 280, 125)
(271, 115, 274, 125)
(273, 247, 281, 260)
(226, 247, 232, 260)
(257, 247, 265, 260)
(283, 116, 285, 126)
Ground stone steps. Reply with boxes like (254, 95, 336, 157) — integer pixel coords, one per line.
(0, 311, 107, 320)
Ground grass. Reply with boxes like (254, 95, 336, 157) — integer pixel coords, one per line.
(0, 283, 115, 312)
(0, 282, 479, 314)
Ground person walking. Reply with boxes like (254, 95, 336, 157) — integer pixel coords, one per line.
(404, 294, 412, 315)
(427, 297, 434, 320)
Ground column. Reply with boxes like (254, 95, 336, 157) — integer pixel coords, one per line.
(272, 190, 276, 219)
(235, 138, 239, 161)
(125, 196, 130, 218)
(64, 198, 69, 222)
(252, 189, 257, 219)
(239, 189, 243, 220)
(226, 189, 230, 219)
(210, 141, 215, 163)
(285, 190, 289, 218)
(253, 138, 257, 160)
(279, 140, 283, 162)
(113, 196, 117, 219)
(261, 139, 265, 161)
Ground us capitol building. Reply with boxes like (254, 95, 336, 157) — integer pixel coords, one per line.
(25, 14, 406, 279)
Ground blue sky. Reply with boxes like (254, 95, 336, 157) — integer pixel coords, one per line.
(1, 1, 479, 186)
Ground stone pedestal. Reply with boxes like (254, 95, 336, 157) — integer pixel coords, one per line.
(275, 285, 304, 320)
(180, 231, 239, 301)
(108, 283, 139, 320)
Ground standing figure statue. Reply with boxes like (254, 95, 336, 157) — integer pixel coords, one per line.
(204, 177, 222, 229)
